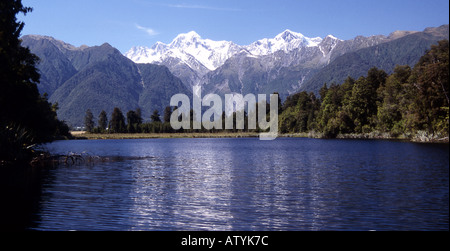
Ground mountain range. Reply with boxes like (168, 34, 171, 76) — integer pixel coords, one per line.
(21, 35, 190, 127)
(126, 25, 448, 99)
(125, 29, 335, 88)
(21, 25, 449, 127)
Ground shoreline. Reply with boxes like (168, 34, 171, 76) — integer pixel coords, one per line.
(70, 131, 449, 143)
(71, 132, 261, 140)
(4, 131, 447, 167)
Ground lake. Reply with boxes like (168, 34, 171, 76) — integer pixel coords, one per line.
(15, 138, 450, 230)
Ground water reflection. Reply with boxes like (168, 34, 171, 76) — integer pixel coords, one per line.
(129, 140, 235, 230)
(27, 138, 449, 231)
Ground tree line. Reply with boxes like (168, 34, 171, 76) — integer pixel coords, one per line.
(85, 108, 173, 134)
(84, 40, 448, 140)
(84, 106, 271, 134)
(279, 40, 449, 140)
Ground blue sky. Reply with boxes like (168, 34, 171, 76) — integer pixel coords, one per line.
(20, 0, 449, 53)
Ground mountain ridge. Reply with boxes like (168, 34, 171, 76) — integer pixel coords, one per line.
(124, 27, 423, 70)
(125, 27, 444, 92)
(20, 24, 449, 127)
(21, 35, 191, 127)
(301, 24, 450, 93)
(125, 29, 338, 87)
(126, 29, 330, 69)
(205, 25, 448, 98)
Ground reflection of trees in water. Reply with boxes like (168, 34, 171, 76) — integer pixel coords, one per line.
(36, 153, 157, 166)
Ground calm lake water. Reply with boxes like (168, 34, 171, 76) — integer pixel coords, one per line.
(22, 138, 450, 230)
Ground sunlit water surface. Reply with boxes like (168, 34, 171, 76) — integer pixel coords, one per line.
(29, 138, 448, 231)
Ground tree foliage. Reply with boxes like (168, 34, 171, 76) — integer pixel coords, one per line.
(126, 109, 143, 133)
(1, 0, 70, 162)
(98, 110, 108, 132)
(280, 40, 449, 140)
(163, 106, 172, 123)
(84, 109, 94, 132)
(109, 107, 126, 133)
(151, 109, 161, 123)
(409, 40, 449, 135)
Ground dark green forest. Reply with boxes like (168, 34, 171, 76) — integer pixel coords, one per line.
(279, 40, 449, 141)
(1, 0, 70, 164)
(85, 40, 449, 142)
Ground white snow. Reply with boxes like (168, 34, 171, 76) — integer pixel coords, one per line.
(126, 31, 242, 71)
(125, 30, 341, 71)
(245, 30, 323, 56)
(324, 34, 343, 41)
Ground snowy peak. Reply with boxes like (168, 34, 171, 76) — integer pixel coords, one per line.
(179, 30, 201, 39)
(151, 42, 167, 51)
(168, 31, 241, 71)
(245, 30, 324, 56)
(275, 29, 304, 42)
(324, 34, 341, 41)
(126, 31, 242, 71)
(275, 29, 322, 47)
(125, 30, 340, 72)
(274, 29, 321, 46)
(169, 31, 202, 48)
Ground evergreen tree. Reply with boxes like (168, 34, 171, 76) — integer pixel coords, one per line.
(84, 109, 94, 132)
(279, 91, 320, 133)
(377, 65, 412, 134)
(278, 41, 448, 140)
(126, 109, 142, 133)
(1, 0, 69, 162)
(409, 40, 449, 136)
(135, 108, 142, 123)
(273, 92, 283, 114)
(345, 69, 386, 133)
(319, 83, 329, 103)
(109, 107, 126, 133)
(98, 110, 108, 132)
(163, 106, 172, 123)
(161, 106, 173, 133)
(151, 109, 161, 122)
(317, 83, 344, 136)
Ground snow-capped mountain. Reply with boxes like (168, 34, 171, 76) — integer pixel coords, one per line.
(125, 30, 339, 87)
(21, 25, 448, 125)
(125, 30, 332, 71)
(245, 29, 323, 56)
(125, 31, 242, 71)
(124, 27, 441, 95)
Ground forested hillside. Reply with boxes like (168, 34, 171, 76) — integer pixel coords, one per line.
(301, 25, 449, 94)
(21, 36, 191, 127)
(279, 40, 449, 141)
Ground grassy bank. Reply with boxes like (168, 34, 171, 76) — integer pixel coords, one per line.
(71, 131, 261, 140)
(70, 131, 448, 143)
(336, 132, 449, 143)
